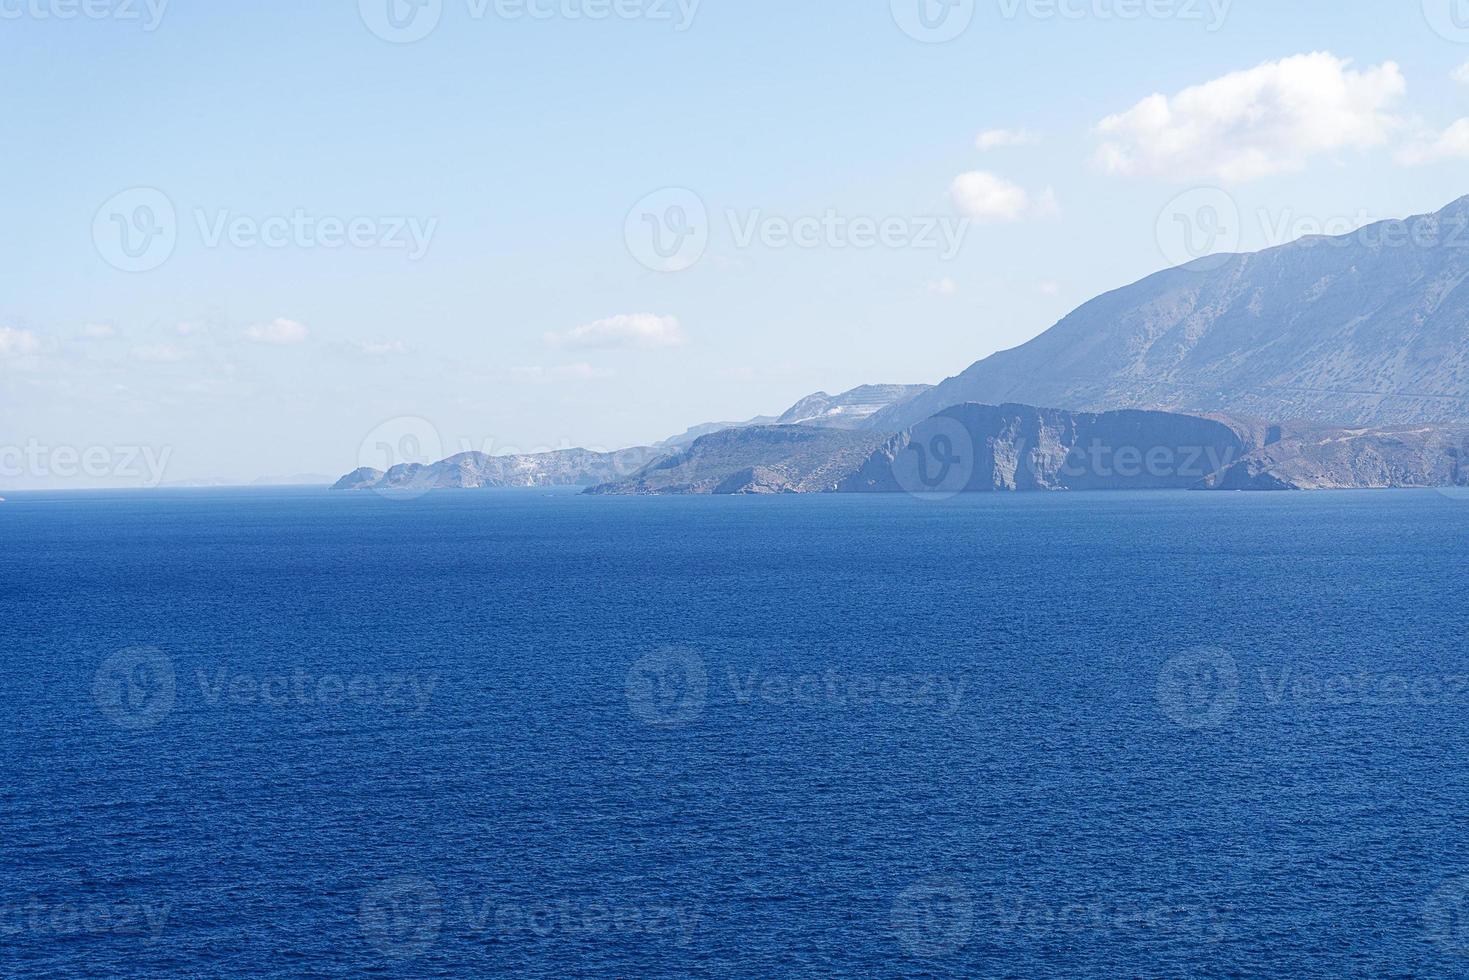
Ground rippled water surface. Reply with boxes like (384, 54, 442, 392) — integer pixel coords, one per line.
(5, 487, 1469, 977)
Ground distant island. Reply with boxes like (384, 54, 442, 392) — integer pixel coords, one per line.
(335, 196, 1469, 497)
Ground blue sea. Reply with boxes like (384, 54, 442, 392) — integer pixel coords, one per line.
(5, 487, 1469, 977)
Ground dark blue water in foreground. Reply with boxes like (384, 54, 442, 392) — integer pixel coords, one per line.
(5, 488, 1469, 977)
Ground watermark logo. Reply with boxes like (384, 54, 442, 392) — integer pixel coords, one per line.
(359, 0, 443, 42)
(357, 416, 446, 499)
(360, 877, 443, 958)
(727, 669, 968, 717)
(1156, 186, 1240, 272)
(94, 652, 437, 728)
(1058, 440, 1239, 482)
(196, 668, 438, 715)
(194, 209, 437, 260)
(891, 0, 975, 43)
(358, 878, 701, 959)
(93, 187, 177, 273)
(891, 883, 974, 956)
(1424, 0, 1469, 43)
(92, 647, 177, 730)
(893, 415, 976, 499)
(1158, 191, 1469, 274)
(726, 209, 968, 259)
(360, 0, 700, 42)
(0, 0, 169, 30)
(1426, 878, 1469, 955)
(1155, 648, 1239, 730)
(1158, 655, 1469, 730)
(625, 647, 708, 726)
(625, 187, 709, 273)
(995, 0, 1231, 30)
(0, 897, 171, 941)
(624, 188, 970, 272)
(92, 188, 437, 272)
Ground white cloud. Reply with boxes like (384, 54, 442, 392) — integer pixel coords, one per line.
(0, 327, 41, 358)
(950, 171, 1056, 222)
(1398, 118, 1469, 164)
(513, 363, 615, 381)
(245, 318, 309, 346)
(82, 323, 116, 339)
(976, 128, 1039, 150)
(1454, 62, 1469, 85)
(927, 277, 959, 296)
(1094, 52, 1407, 183)
(1037, 280, 1062, 296)
(132, 343, 188, 364)
(546, 314, 685, 350)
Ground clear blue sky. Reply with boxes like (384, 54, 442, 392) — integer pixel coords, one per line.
(3, 0, 1468, 486)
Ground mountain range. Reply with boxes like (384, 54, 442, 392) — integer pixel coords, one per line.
(339, 384, 925, 490)
(588, 405, 1469, 495)
(869, 196, 1469, 431)
(336, 195, 1469, 496)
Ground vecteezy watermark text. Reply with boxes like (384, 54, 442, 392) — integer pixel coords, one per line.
(890, 882, 1228, 958)
(625, 187, 969, 272)
(890, 0, 1230, 43)
(624, 648, 970, 726)
(358, 0, 700, 43)
(196, 668, 438, 715)
(1059, 440, 1239, 480)
(0, 440, 172, 487)
(996, 0, 1231, 29)
(726, 669, 968, 717)
(358, 877, 701, 959)
(194, 209, 436, 260)
(1158, 187, 1469, 270)
(1156, 648, 1469, 730)
(0, 898, 170, 941)
(92, 648, 438, 730)
(0, 0, 168, 30)
(93, 187, 438, 273)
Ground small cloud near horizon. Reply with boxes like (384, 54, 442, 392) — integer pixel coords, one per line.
(245, 318, 309, 346)
(546, 313, 685, 350)
(356, 340, 409, 356)
(976, 128, 1040, 150)
(82, 323, 117, 339)
(950, 171, 1060, 222)
(0, 326, 42, 359)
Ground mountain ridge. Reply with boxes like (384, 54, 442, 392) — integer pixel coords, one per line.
(870, 194, 1469, 432)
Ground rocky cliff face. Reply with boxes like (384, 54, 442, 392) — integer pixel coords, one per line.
(332, 448, 663, 491)
(1204, 425, 1469, 491)
(872, 196, 1469, 431)
(585, 403, 1469, 496)
(586, 426, 890, 495)
(841, 404, 1254, 494)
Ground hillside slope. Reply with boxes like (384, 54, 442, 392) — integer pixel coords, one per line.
(873, 196, 1469, 430)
